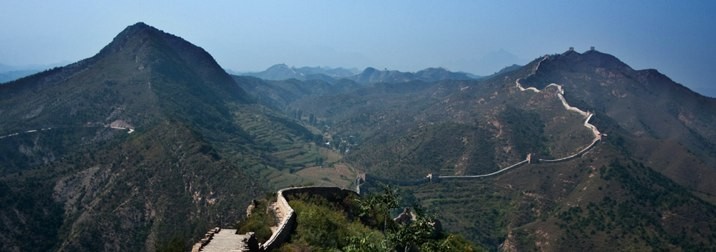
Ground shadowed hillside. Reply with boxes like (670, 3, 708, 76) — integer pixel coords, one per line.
(0, 23, 350, 251)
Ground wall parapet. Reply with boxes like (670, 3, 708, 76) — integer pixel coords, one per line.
(360, 78, 603, 185)
(260, 188, 295, 251)
(439, 159, 529, 179)
(190, 227, 221, 252)
(260, 186, 358, 251)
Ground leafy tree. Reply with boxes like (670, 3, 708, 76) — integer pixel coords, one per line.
(282, 186, 480, 251)
(343, 232, 392, 252)
(357, 185, 400, 232)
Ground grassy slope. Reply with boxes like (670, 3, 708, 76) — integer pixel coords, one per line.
(403, 142, 716, 251)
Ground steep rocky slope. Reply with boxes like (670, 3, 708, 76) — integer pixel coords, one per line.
(0, 23, 329, 251)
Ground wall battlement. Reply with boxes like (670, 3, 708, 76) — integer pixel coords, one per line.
(192, 186, 356, 251)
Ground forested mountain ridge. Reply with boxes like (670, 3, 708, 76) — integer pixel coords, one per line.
(241, 63, 476, 84)
(240, 64, 359, 81)
(271, 49, 716, 250)
(0, 22, 346, 251)
(520, 50, 716, 197)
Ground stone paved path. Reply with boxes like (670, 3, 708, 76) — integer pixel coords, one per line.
(200, 229, 250, 252)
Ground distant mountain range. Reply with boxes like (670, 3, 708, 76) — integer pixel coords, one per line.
(350, 67, 477, 83)
(240, 63, 483, 83)
(239, 64, 359, 81)
(0, 63, 65, 83)
(0, 69, 39, 83)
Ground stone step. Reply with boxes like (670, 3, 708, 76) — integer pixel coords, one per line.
(200, 229, 251, 252)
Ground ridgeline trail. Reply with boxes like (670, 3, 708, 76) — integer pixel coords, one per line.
(0, 125, 134, 140)
(358, 55, 603, 187)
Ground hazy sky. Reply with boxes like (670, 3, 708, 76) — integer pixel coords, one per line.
(1, 1, 715, 96)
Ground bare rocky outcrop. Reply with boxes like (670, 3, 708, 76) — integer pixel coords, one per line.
(108, 119, 135, 133)
(393, 207, 414, 225)
(53, 165, 112, 216)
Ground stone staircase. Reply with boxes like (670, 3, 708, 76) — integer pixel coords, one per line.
(192, 228, 257, 252)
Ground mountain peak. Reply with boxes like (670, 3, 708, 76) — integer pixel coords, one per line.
(417, 67, 448, 73)
(558, 49, 631, 70)
(241, 64, 359, 80)
(118, 22, 161, 39)
(362, 67, 379, 73)
(517, 49, 636, 91)
(1, 22, 251, 129)
(246, 63, 302, 80)
(97, 22, 200, 61)
(124, 21, 153, 33)
(522, 49, 633, 81)
(266, 63, 292, 71)
(414, 67, 472, 81)
(129, 21, 150, 28)
(97, 22, 163, 56)
(274, 63, 290, 67)
(352, 66, 474, 84)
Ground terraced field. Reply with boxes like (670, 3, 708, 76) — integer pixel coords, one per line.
(233, 108, 357, 190)
(401, 180, 513, 247)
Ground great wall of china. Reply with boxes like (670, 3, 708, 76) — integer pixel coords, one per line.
(192, 186, 357, 252)
(195, 55, 605, 251)
(358, 55, 602, 185)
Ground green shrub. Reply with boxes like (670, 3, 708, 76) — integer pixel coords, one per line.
(236, 199, 277, 242)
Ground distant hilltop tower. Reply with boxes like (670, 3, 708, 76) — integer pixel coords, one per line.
(590, 46, 596, 51)
(569, 47, 575, 51)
